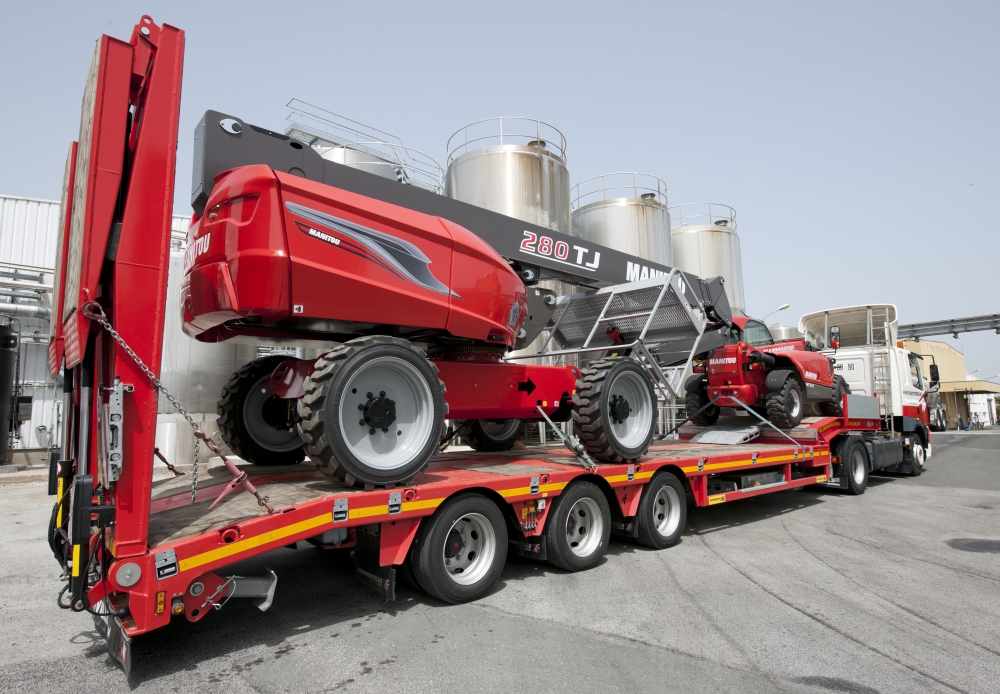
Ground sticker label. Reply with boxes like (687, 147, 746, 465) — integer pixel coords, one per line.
(708, 494, 726, 505)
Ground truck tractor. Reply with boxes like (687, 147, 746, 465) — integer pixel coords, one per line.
(182, 115, 733, 487)
(684, 316, 849, 429)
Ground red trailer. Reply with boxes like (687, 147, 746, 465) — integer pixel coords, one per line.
(45, 17, 888, 675)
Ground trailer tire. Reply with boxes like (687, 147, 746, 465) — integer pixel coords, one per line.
(573, 358, 657, 463)
(218, 356, 306, 466)
(766, 376, 805, 429)
(544, 480, 612, 572)
(297, 336, 446, 487)
(464, 419, 523, 452)
(409, 492, 507, 603)
(819, 376, 850, 417)
(842, 437, 869, 495)
(684, 388, 720, 427)
(636, 472, 687, 549)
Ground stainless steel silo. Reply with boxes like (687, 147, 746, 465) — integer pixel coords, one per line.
(570, 173, 671, 266)
(669, 203, 745, 314)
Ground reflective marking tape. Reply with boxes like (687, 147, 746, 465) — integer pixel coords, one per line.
(178, 513, 330, 573)
(602, 470, 654, 484)
(498, 481, 567, 498)
(682, 452, 828, 474)
(708, 494, 726, 505)
(401, 498, 445, 512)
(349, 505, 388, 520)
(815, 475, 828, 483)
(72, 544, 81, 577)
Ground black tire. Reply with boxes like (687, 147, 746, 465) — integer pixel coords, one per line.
(573, 358, 657, 463)
(841, 437, 869, 495)
(218, 356, 305, 465)
(543, 480, 612, 572)
(684, 388, 720, 427)
(766, 376, 805, 429)
(464, 419, 523, 452)
(909, 438, 926, 477)
(409, 492, 508, 603)
(819, 375, 850, 417)
(297, 336, 446, 487)
(636, 472, 687, 549)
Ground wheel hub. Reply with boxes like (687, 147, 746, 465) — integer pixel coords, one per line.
(610, 394, 631, 424)
(261, 395, 296, 431)
(445, 528, 465, 560)
(359, 391, 397, 434)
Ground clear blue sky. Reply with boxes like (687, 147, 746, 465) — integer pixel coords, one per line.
(2, 1, 997, 378)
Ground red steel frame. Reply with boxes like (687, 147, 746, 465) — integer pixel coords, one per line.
(53, 16, 884, 648)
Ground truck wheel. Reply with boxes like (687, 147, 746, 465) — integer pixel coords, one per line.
(544, 480, 612, 572)
(297, 336, 446, 487)
(409, 492, 507, 603)
(636, 472, 686, 549)
(909, 441, 926, 476)
(464, 419, 523, 451)
(841, 437, 869, 494)
(818, 375, 851, 417)
(573, 358, 657, 463)
(217, 356, 305, 465)
(684, 388, 720, 427)
(766, 377, 804, 429)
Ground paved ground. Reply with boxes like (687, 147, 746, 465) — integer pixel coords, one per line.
(1, 431, 998, 693)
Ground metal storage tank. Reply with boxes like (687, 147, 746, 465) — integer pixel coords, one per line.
(570, 173, 671, 266)
(445, 117, 571, 233)
(669, 203, 745, 314)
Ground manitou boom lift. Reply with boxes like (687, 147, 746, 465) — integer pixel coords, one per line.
(47, 17, 888, 675)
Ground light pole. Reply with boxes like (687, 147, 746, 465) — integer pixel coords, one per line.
(760, 304, 790, 322)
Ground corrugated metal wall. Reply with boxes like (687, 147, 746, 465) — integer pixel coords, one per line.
(0, 192, 192, 454)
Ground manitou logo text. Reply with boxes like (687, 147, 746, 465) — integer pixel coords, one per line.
(520, 231, 601, 272)
(183, 232, 211, 271)
(626, 262, 669, 282)
(709, 357, 737, 365)
(805, 371, 818, 380)
(306, 227, 341, 246)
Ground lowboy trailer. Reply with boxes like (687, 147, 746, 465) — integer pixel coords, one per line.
(44, 16, 888, 674)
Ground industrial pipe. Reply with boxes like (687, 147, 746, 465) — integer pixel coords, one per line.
(0, 303, 50, 320)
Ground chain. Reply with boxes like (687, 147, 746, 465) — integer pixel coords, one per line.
(82, 302, 203, 502)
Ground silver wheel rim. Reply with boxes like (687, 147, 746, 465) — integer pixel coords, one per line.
(243, 374, 303, 453)
(653, 484, 681, 538)
(442, 512, 496, 586)
(914, 445, 925, 467)
(565, 497, 604, 558)
(339, 356, 435, 471)
(852, 448, 866, 485)
(607, 369, 653, 449)
(478, 419, 521, 441)
(789, 387, 802, 419)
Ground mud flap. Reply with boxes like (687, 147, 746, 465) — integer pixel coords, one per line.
(92, 600, 131, 677)
(354, 525, 395, 601)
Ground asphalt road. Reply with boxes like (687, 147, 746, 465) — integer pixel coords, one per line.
(1, 430, 998, 693)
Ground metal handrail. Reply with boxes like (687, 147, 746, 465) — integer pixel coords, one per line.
(570, 172, 668, 211)
(668, 202, 737, 232)
(316, 141, 445, 194)
(446, 117, 567, 166)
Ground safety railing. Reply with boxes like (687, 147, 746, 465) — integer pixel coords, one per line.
(446, 117, 567, 166)
(570, 172, 668, 211)
(668, 202, 737, 232)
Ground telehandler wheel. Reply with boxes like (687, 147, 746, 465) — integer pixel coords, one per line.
(573, 358, 657, 463)
(217, 356, 306, 465)
(684, 388, 720, 427)
(819, 375, 851, 417)
(464, 419, 523, 451)
(544, 480, 612, 572)
(635, 472, 687, 549)
(409, 492, 508, 603)
(297, 336, 446, 488)
(766, 376, 805, 429)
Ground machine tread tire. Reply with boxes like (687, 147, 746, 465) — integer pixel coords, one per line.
(218, 355, 305, 466)
(297, 336, 447, 487)
(819, 375, 850, 417)
(464, 419, 523, 452)
(685, 388, 720, 427)
(572, 358, 656, 463)
(766, 376, 805, 429)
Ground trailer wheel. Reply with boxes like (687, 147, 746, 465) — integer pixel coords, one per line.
(841, 437, 869, 495)
(684, 388, 720, 427)
(544, 480, 612, 572)
(409, 492, 507, 603)
(297, 336, 446, 487)
(818, 376, 850, 417)
(636, 472, 687, 549)
(217, 356, 306, 465)
(766, 376, 804, 429)
(464, 419, 523, 451)
(573, 358, 657, 463)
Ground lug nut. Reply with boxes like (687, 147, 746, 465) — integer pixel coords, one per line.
(382, 427, 388, 433)
(358, 403, 364, 410)
(367, 392, 373, 399)
(380, 391, 386, 397)
(369, 428, 376, 435)
(359, 419, 366, 426)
